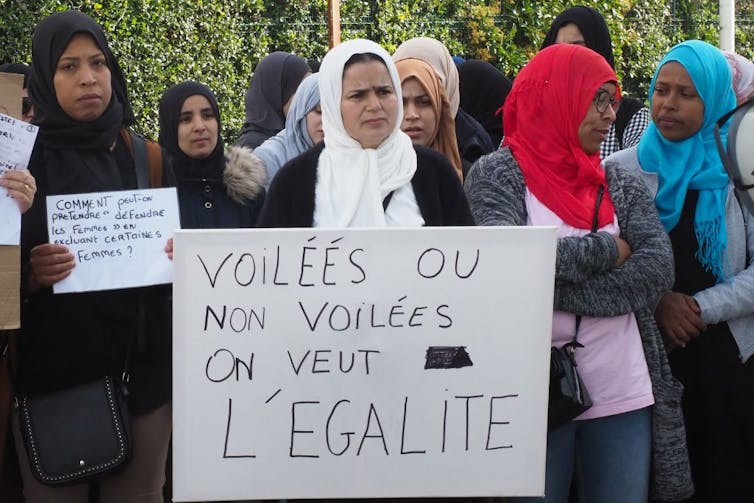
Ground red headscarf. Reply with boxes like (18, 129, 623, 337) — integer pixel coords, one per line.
(503, 44, 619, 229)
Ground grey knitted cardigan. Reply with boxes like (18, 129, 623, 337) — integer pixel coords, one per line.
(464, 147, 694, 502)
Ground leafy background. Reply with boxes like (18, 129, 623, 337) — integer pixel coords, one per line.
(2, 0, 751, 141)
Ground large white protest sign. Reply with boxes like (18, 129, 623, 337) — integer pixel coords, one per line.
(46, 187, 179, 293)
(0, 112, 39, 244)
(173, 226, 556, 501)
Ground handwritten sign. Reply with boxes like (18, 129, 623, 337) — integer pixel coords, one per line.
(172, 227, 557, 501)
(46, 187, 179, 293)
(0, 101, 38, 245)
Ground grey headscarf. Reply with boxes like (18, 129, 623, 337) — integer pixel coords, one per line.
(252, 73, 320, 186)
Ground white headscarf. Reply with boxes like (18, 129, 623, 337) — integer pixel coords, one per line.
(253, 73, 320, 187)
(315, 39, 421, 228)
(393, 37, 461, 117)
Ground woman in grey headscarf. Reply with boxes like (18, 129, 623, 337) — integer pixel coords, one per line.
(251, 73, 321, 187)
(235, 51, 311, 149)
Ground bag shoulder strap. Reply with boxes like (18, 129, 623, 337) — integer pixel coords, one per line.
(120, 128, 164, 189)
(570, 185, 605, 348)
(382, 191, 394, 211)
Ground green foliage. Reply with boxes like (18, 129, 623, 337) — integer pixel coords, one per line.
(1, 0, 752, 141)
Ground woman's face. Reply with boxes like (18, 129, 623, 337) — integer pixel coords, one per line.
(177, 94, 219, 159)
(340, 60, 398, 149)
(555, 23, 586, 46)
(305, 104, 324, 144)
(400, 77, 437, 147)
(53, 33, 112, 122)
(651, 61, 705, 141)
(578, 82, 617, 155)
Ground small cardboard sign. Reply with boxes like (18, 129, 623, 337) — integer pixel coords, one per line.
(0, 245, 20, 330)
(0, 72, 25, 328)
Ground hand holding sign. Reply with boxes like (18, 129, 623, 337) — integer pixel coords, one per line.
(0, 168, 37, 213)
(27, 243, 75, 293)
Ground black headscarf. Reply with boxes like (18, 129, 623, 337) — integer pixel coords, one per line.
(0, 62, 30, 87)
(458, 60, 512, 147)
(29, 10, 134, 150)
(158, 81, 225, 180)
(541, 5, 615, 69)
(235, 51, 310, 148)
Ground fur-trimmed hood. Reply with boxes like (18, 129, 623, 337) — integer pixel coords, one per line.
(223, 146, 267, 204)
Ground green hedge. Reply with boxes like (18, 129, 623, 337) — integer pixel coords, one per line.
(2, 0, 752, 142)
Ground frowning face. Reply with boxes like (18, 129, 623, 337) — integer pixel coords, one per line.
(340, 60, 398, 149)
(53, 33, 112, 122)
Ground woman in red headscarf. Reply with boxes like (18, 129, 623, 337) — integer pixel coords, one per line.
(464, 44, 691, 502)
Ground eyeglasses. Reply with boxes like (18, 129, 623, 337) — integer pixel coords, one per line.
(593, 89, 620, 114)
(22, 97, 31, 116)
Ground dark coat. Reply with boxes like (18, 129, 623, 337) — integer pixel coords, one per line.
(455, 109, 495, 176)
(177, 146, 266, 229)
(257, 143, 474, 228)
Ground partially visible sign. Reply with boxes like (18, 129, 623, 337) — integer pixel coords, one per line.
(46, 187, 180, 293)
(0, 113, 39, 245)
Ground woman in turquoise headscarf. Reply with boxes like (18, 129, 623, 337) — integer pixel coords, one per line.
(606, 40, 754, 502)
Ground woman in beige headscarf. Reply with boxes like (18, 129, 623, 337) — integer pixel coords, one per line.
(396, 58, 462, 180)
(393, 37, 494, 172)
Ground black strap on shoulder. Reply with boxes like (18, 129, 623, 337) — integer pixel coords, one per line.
(382, 191, 394, 211)
(570, 184, 605, 349)
(129, 131, 150, 190)
(614, 96, 645, 149)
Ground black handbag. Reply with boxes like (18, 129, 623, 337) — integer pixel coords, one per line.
(548, 321, 592, 431)
(17, 376, 132, 486)
(547, 185, 604, 432)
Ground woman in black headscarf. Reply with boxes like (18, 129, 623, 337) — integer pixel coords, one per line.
(234, 51, 311, 149)
(541, 5, 650, 158)
(457, 60, 512, 148)
(15, 11, 174, 502)
(159, 81, 265, 230)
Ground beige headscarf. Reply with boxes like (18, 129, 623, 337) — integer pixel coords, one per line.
(396, 58, 462, 180)
(393, 37, 460, 117)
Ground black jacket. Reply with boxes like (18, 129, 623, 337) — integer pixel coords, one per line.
(177, 146, 266, 229)
(257, 143, 474, 228)
(455, 109, 495, 176)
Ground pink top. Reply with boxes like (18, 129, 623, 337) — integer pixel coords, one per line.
(526, 189, 654, 420)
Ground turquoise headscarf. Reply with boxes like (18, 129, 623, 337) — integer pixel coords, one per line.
(638, 40, 736, 282)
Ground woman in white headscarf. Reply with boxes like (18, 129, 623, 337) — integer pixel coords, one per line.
(257, 39, 472, 229)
